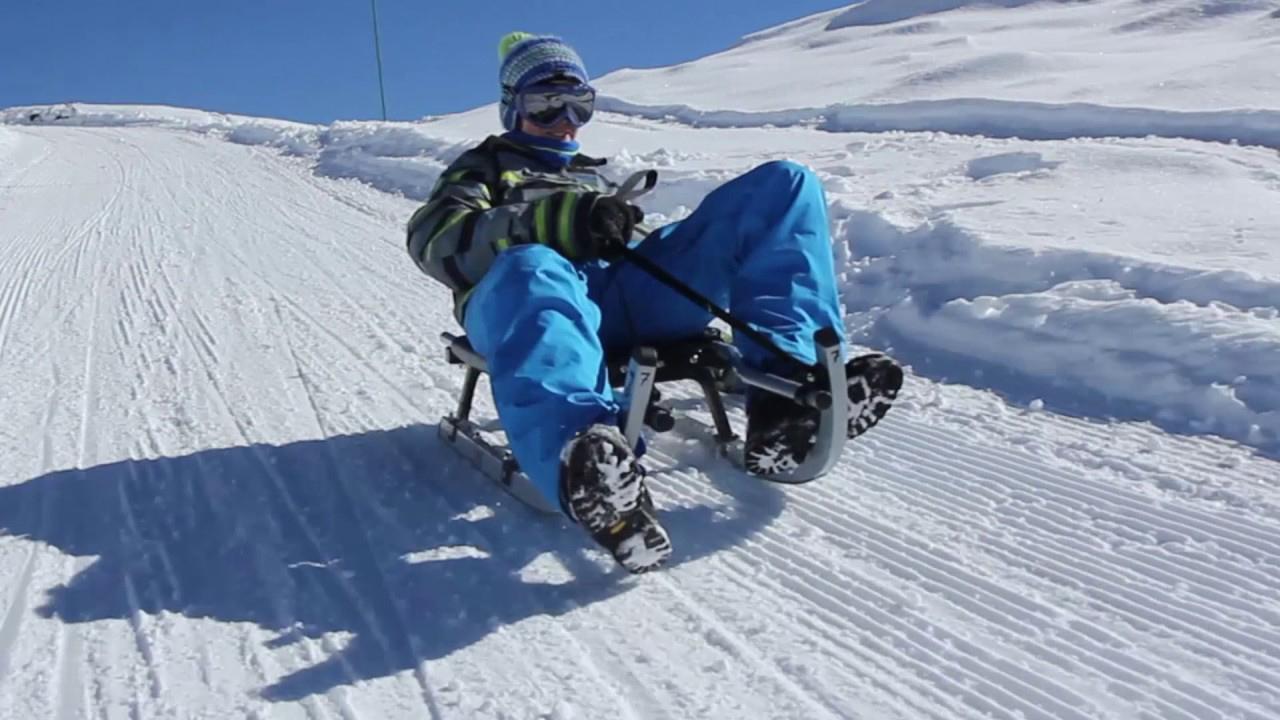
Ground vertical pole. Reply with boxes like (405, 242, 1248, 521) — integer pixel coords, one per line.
(369, 0, 388, 120)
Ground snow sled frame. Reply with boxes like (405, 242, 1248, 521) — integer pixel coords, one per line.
(438, 327, 847, 514)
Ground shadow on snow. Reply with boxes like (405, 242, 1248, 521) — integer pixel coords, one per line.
(0, 424, 783, 702)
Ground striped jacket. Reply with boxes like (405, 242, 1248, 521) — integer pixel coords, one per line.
(406, 135, 633, 319)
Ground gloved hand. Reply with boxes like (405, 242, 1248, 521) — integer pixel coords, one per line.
(531, 191, 644, 261)
(584, 195, 643, 261)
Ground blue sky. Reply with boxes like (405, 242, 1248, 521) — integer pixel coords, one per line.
(1, 1, 847, 124)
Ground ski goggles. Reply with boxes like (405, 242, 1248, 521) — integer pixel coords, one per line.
(515, 83, 596, 128)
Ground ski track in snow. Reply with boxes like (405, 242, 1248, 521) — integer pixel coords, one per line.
(1, 91, 1279, 719)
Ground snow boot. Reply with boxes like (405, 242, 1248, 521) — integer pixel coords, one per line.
(844, 352, 903, 439)
(743, 389, 818, 476)
(560, 424, 672, 573)
(745, 353, 903, 477)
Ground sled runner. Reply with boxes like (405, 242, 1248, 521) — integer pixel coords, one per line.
(438, 325, 849, 514)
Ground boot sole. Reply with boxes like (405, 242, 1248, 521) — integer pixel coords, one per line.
(745, 353, 903, 477)
(846, 354, 904, 439)
(603, 508, 673, 574)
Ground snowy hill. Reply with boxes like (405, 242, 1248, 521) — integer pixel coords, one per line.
(596, 0, 1280, 151)
(3, 1, 1280, 718)
(602, 0, 1280, 112)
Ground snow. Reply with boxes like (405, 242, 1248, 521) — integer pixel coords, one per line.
(964, 150, 1062, 180)
(601, 0, 1280, 113)
(3, 1, 1280, 717)
(883, 280, 1280, 444)
(598, 96, 1280, 151)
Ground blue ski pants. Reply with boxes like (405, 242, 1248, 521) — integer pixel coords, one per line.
(463, 160, 844, 510)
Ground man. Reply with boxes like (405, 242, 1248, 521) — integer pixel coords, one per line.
(407, 33, 902, 574)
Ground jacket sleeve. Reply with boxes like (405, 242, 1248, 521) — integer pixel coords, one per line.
(406, 150, 595, 295)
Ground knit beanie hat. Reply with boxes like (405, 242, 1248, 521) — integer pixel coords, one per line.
(498, 32, 590, 131)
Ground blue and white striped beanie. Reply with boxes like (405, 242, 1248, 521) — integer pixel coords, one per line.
(498, 32, 590, 131)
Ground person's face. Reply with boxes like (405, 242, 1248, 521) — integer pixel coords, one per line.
(519, 116, 579, 142)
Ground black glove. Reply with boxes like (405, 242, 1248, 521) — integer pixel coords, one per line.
(585, 195, 643, 261)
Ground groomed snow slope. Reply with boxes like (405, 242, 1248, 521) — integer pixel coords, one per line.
(3, 1, 1280, 718)
(1, 117, 1278, 720)
(0, 117, 1274, 717)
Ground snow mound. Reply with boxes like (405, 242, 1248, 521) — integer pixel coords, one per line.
(841, 212, 1280, 313)
(964, 151, 1061, 179)
(886, 281, 1280, 447)
(841, 210, 1280, 449)
(1, 103, 467, 201)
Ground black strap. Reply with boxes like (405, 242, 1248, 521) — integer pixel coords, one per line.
(570, 153, 608, 168)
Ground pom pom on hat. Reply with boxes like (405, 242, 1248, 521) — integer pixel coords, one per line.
(498, 32, 535, 61)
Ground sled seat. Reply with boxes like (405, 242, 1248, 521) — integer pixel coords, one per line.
(442, 328, 733, 384)
(441, 327, 739, 444)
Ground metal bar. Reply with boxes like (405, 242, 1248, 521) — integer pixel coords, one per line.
(695, 373, 736, 444)
(766, 328, 847, 484)
(438, 419, 559, 514)
(456, 367, 480, 422)
(369, 0, 388, 120)
(736, 366, 832, 410)
(621, 348, 658, 450)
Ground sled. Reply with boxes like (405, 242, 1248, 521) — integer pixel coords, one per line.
(438, 326, 848, 514)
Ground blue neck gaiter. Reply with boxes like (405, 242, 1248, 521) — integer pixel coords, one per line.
(503, 130, 580, 170)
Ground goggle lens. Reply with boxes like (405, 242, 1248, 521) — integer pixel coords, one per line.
(517, 84, 596, 127)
